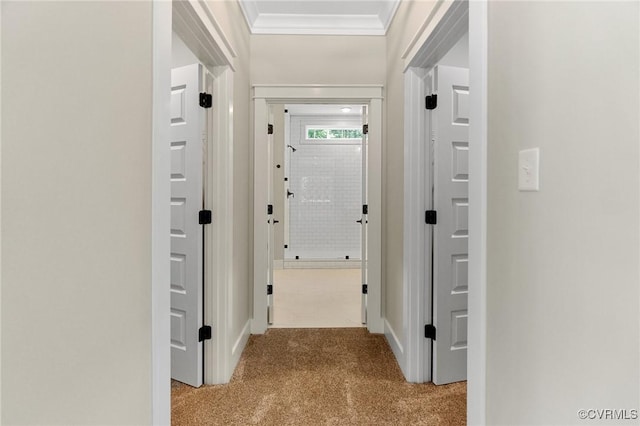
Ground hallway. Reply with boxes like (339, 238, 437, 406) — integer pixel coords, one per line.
(171, 329, 466, 425)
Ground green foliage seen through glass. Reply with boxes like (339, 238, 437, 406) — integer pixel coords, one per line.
(307, 128, 362, 140)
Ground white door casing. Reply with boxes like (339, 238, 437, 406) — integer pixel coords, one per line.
(252, 85, 384, 335)
(170, 63, 204, 387)
(431, 65, 470, 385)
(361, 105, 369, 324)
(267, 108, 275, 325)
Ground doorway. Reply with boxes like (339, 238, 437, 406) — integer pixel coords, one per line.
(251, 85, 384, 335)
(401, 1, 488, 420)
(403, 8, 470, 385)
(269, 104, 365, 328)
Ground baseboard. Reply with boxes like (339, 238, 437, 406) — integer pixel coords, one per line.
(283, 260, 361, 269)
(273, 259, 284, 270)
(227, 319, 251, 382)
(384, 318, 406, 376)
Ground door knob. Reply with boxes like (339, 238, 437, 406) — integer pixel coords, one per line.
(287, 190, 295, 199)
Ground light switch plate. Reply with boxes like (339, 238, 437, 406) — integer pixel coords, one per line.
(518, 148, 539, 191)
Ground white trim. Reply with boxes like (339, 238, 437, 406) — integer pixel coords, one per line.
(402, 0, 468, 72)
(237, 0, 401, 36)
(252, 85, 384, 335)
(402, 67, 431, 383)
(250, 14, 386, 36)
(237, 0, 259, 28)
(0, 1, 4, 421)
(205, 65, 236, 384)
(467, 1, 488, 423)
(365, 97, 384, 334)
(283, 260, 361, 269)
(228, 320, 252, 381)
(385, 319, 405, 376)
(379, 0, 402, 34)
(151, 1, 172, 424)
(253, 85, 384, 102)
(172, 0, 237, 71)
(283, 111, 291, 248)
(252, 98, 270, 334)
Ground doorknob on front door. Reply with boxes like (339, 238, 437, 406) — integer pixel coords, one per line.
(287, 190, 295, 199)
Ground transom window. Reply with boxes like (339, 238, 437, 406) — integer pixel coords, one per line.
(305, 126, 362, 141)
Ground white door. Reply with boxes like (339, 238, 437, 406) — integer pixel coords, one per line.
(170, 63, 205, 387)
(360, 106, 369, 324)
(431, 65, 469, 385)
(267, 109, 275, 325)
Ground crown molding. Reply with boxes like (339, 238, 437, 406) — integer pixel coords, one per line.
(238, 1, 400, 36)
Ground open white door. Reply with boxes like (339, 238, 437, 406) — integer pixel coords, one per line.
(431, 65, 469, 385)
(360, 106, 369, 324)
(267, 108, 275, 325)
(170, 63, 205, 387)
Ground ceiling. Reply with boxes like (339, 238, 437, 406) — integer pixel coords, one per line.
(238, 0, 401, 35)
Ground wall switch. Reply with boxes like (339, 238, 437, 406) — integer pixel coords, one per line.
(518, 148, 540, 191)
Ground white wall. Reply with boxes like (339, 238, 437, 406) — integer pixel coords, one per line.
(1, 2, 153, 424)
(251, 34, 386, 84)
(486, 2, 639, 424)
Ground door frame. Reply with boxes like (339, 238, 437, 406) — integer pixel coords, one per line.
(251, 85, 384, 335)
(402, 0, 487, 424)
(152, 0, 236, 423)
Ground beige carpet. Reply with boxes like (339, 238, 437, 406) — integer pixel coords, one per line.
(172, 328, 466, 425)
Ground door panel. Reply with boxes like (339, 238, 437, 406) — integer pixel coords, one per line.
(170, 63, 204, 387)
(432, 65, 469, 385)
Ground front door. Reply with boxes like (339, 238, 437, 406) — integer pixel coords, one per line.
(431, 65, 470, 385)
(170, 63, 205, 387)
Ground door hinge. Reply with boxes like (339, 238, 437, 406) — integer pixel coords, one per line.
(426, 94, 437, 110)
(362, 124, 369, 135)
(199, 92, 212, 108)
(268, 124, 274, 135)
(199, 325, 212, 342)
(267, 284, 273, 295)
(267, 204, 273, 215)
(199, 210, 212, 225)
(425, 210, 437, 225)
(425, 324, 436, 340)
(362, 284, 368, 294)
(362, 204, 368, 215)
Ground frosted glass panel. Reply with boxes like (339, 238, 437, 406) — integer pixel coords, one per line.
(286, 116, 362, 260)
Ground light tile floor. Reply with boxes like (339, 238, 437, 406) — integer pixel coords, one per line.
(271, 268, 364, 328)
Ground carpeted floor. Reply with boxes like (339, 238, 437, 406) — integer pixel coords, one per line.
(172, 328, 466, 425)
